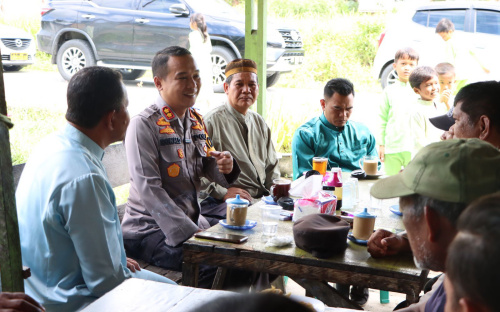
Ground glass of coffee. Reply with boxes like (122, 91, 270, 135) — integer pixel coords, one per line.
(312, 157, 328, 175)
(359, 155, 378, 175)
(270, 179, 291, 202)
(225, 194, 249, 226)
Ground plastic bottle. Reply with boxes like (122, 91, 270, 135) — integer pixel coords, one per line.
(332, 170, 343, 210)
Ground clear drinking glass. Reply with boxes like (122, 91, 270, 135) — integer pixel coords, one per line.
(260, 205, 282, 236)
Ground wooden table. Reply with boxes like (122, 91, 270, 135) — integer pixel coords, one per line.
(182, 174, 428, 307)
(82, 278, 359, 311)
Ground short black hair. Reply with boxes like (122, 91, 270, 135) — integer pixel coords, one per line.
(453, 80, 500, 127)
(323, 78, 355, 99)
(65, 66, 123, 129)
(394, 47, 419, 63)
(435, 18, 455, 33)
(188, 293, 313, 312)
(435, 62, 455, 76)
(152, 46, 191, 79)
(409, 66, 437, 89)
(447, 192, 500, 311)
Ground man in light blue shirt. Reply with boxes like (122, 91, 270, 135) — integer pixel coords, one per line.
(16, 67, 175, 311)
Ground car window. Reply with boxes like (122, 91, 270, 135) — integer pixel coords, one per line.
(95, 0, 135, 9)
(140, 0, 182, 13)
(428, 10, 466, 31)
(476, 10, 500, 35)
(412, 11, 428, 26)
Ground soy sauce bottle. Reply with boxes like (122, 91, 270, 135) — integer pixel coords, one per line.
(332, 170, 343, 210)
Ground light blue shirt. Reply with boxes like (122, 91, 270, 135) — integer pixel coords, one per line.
(292, 115, 380, 180)
(16, 124, 174, 311)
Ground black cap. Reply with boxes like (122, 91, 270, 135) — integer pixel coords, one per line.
(429, 107, 454, 131)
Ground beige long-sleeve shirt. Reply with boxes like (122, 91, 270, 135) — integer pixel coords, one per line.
(201, 102, 280, 201)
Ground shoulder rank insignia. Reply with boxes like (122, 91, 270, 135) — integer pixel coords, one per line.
(191, 122, 204, 131)
(163, 107, 176, 120)
(157, 117, 175, 134)
(177, 149, 185, 159)
(190, 108, 216, 156)
(167, 163, 180, 178)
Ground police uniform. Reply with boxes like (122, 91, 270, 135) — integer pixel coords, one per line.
(122, 96, 240, 276)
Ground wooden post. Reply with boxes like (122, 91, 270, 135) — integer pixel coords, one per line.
(244, 0, 267, 118)
(0, 55, 24, 292)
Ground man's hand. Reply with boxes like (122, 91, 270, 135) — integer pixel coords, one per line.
(440, 89, 453, 109)
(211, 151, 233, 174)
(223, 187, 252, 202)
(367, 229, 411, 258)
(378, 145, 385, 162)
(126, 257, 141, 273)
(440, 125, 455, 141)
(0, 292, 45, 312)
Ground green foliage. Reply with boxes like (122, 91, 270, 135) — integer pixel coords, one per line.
(8, 107, 66, 165)
(268, 0, 357, 18)
(275, 13, 386, 92)
(23, 51, 57, 72)
(0, 15, 41, 39)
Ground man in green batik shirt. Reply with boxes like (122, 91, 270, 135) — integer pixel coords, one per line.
(201, 59, 280, 205)
(292, 78, 380, 180)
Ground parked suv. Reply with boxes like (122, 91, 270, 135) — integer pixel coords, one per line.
(373, 2, 500, 88)
(37, 0, 305, 88)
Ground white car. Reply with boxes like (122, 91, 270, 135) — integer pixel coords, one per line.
(373, 1, 500, 88)
(1, 25, 36, 71)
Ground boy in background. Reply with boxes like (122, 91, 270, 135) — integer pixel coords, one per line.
(444, 192, 500, 312)
(435, 18, 489, 93)
(409, 66, 446, 153)
(378, 47, 419, 175)
(435, 62, 456, 110)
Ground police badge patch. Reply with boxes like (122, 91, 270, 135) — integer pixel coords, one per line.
(167, 164, 180, 177)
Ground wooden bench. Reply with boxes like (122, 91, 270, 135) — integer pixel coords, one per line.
(12, 143, 182, 284)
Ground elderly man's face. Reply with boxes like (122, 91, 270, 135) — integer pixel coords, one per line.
(321, 92, 354, 128)
(453, 101, 481, 139)
(224, 72, 259, 114)
(400, 199, 439, 271)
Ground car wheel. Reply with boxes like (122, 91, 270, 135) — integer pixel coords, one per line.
(118, 69, 146, 80)
(57, 39, 96, 81)
(266, 72, 280, 88)
(3, 65, 24, 72)
(211, 46, 235, 93)
(380, 64, 398, 89)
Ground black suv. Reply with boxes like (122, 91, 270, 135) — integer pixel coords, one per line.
(37, 0, 305, 88)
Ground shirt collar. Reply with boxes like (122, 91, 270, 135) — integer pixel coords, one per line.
(320, 113, 348, 132)
(225, 101, 249, 124)
(64, 123, 105, 160)
(155, 95, 179, 122)
(417, 98, 435, 106)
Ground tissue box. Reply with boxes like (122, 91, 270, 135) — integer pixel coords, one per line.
(292, 192, 337, 222)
